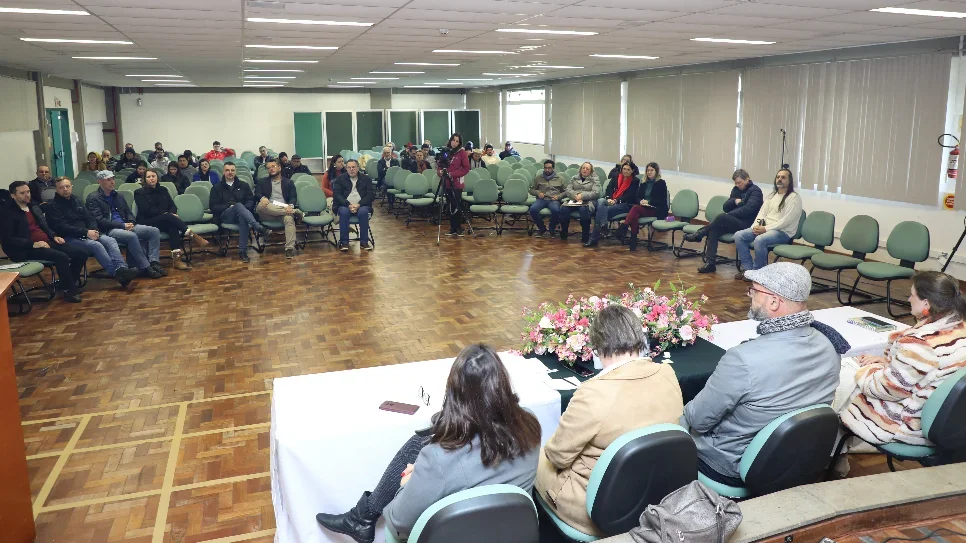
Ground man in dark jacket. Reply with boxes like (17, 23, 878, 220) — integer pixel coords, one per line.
(332, 159, 374, 252)
(113, 149, 141, 172)
(86, 170, 163, 278)
(28, 165, 57, 205)
(283, 154, 312, 178)
(376, 147, 399, 189)
(685, 168, 765, 274)
(211, 162, 271, 263)
(0, 181, 86, 302)
(44, 178, 139, 287)
(499, 141, 520, 159)
(253, 146, 271, 171)
(254, 158, 301, 259)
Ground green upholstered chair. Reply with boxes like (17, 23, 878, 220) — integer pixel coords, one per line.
(71, 178, 91, 197)
(462, 172, 481, 203)
(593, 167, 606, 180)
(497, 178, 531, 235)
(389, 169, 411, 215)
(554, 161, 566, 173)
(469, 178, 499, 232)
(772, 211, 835, 264)
(296, 184, 335, 247)
(648, 190, 699, 256)
(537, 424, 697, 541)
(184, 184, 210, 211)
(82, 183, 99, 202)
(5, 261, 54, 315)
(174, 194, 219, 261)
(404, 173, 436, 225)
(384, 485, 538, 543)
(486, 163, 501, 180)
(698, 405, 838, 500)
(159, 181, 179, 202)
(294, 178, 316, 192)
(810, 215, 879, 305)
(496, 166, 514, 188)
(116, 187, 136, 210)
(475, 167, 491, 180)
(849, 221, 930, 317)
(683, 195, 726, 262)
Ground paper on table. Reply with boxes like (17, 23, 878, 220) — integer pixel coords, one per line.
(563, 376, 582, 387)
(547, 379, 578, 391)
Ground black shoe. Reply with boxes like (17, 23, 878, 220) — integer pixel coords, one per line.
(581, 231, 590, 244)
(316, 491, 380, 543)
(454, 229, 465, 237)
(259, 226, 273, 238)
(114, 267, 138, 287)
(239, 251, 250, 263)
(584, 238, 598, 248)
(339, 242, 349, 252)
(141, 266, 163, 279)
(285, 248, 296, 259)
(684, 228, 706, 243)
(445, 230, 458, 236)
(150, 261, 168, 277)
(64, 291, 82, 304)
(697, 262, 717, 274)
(560, 231, 568, 241)
(629, 236, 638, 252)
(615, 224, 629, 243)
(362, 242, 374, 251)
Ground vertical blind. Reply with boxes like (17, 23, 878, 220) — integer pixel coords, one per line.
(467, 90, 501, 147)
(549, 80, 620, 161)
(626, 75, 682, 171)
(800, 53, 949, 205)
(740, 65, 808, 183)
(679, 70, 740, 178)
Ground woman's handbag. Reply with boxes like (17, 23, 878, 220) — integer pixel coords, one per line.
(629, 481, 742, 543)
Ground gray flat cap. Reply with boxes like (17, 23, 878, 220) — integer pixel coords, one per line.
(95, 170, 115, 180)
(744, 262, 812, 302)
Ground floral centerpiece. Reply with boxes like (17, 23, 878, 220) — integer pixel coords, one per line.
(518, 281, 718, 365)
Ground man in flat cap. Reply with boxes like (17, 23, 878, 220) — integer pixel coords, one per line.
(682, 262, 841, 487)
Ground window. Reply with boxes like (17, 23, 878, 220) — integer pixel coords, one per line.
(505, 88, 545, 145)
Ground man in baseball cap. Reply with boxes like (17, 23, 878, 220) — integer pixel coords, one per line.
(283, 154, 311, 179)
(682, 262, 841, 487)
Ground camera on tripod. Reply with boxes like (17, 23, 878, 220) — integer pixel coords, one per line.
(435, 147, 452, 169)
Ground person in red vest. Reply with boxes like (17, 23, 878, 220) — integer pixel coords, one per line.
(203, 141, 235, 162)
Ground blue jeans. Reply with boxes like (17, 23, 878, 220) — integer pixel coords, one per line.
(592, 199, 632, 240)
(221, 203, 260, 252)
(108, 225, 161, 270)
(66, 236, 127, 276)
(735, 228, 791, 270)
(529, 198, 562, 232)
(337, 205, 371, 245)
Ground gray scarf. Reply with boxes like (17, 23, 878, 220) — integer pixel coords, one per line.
(756, 310, 851, 355)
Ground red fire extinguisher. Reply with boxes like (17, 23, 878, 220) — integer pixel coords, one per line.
(949, 145, 960, 180)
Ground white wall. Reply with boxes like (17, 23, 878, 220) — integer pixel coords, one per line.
(82, 85, 107, 158)
(391, 93, 464, 110)
(43, 85, 79, 176)
(0, 75, 39, 180)
(84, 124, 105, 158)
(119, 92, 465, 157)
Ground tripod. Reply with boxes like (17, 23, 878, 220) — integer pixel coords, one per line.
(434, 169, 474, 245)
(780, 128, 788, 169)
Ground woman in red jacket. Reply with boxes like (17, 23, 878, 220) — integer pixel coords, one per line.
(440, 132, 469, 236)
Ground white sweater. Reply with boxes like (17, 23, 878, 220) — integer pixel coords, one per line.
(753, 191, 802, 238)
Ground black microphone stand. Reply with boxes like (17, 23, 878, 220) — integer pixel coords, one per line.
(780, 128, 788, 169)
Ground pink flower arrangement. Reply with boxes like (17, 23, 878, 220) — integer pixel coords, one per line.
(518, 281, 718, 365)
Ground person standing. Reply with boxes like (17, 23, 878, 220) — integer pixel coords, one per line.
(254, 158, 301, 259)
(733, 168, 802, 280)
(441, 132, 470, 237)
(685, 169, 764, 274)
(210, 162, 270, 263)
(332, 159, 375, 252)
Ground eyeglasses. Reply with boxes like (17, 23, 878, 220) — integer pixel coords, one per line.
(418, 386, 430, 406)
(747, 286, 773, 298)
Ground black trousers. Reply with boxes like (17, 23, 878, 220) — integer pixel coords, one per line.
(139, 213, 187, 251)
(705, 213, 745, 262)
(11, 244, 87, 292)
(367, 433, 430, 515)
(697, 457, 744, 487)
(448, 189, 463, 233)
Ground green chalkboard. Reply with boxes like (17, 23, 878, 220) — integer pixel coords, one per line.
(356, 110, 384, 151)
(453, 110, 481, 149)
(422, 110, 451, 149)
(389, 110, 418, 147)
(293, 112, 323, 158)
(324, 111, 354, 156)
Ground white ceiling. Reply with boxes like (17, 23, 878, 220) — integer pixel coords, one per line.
(2, 0, 966, 89)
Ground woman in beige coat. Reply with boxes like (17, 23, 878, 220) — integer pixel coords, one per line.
(535, 305, 684, 537)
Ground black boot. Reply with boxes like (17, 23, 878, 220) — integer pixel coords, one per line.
(614, 223, 629, 243)
(683, 227, 707, 243)
(560, 229, 568, 241)
(697, 262, 717, 274)
(629, 234, 638, 252)
(316, 491, 380, 543)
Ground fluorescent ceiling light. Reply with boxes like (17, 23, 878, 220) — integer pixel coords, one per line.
(691, 37, 775, 45)
(352, 77, 398, 80)
(21, 38, 132, 44)
(339, 81, 376, 84)
(370, 71, 424, 74)
(73, 56, 157, 60)
(515, 65, 582, 69)
(244, 75, 297, 78)
(590, 54, 659, 60)
(155, 84, 197, 87)
(482, 73, 535, 76)
(244, 84, 285, 88)
(247, 17, 372, 27)
(496, 28, 597, 36)
(328, 85, 363, 88)
(405, 85, 440, 88)
(0, 7, 88, 15)
(394, 62, 460, 66)
(244, 59, 318, 63)
(426, 82, 464, 85)
(126, 74, 182, 77)
(870, 7, 966, 18)
(246, 44, 338, 50)
(447, 78, 492, 81)
(243, 69, 304, 72)
(142, 79, 191, 82)
(239, 80, 286, 84)
(433, 49, 516, 54)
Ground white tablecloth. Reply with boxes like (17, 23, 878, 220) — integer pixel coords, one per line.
(704, 306, 908, 357)
(271, 353, 562, 543)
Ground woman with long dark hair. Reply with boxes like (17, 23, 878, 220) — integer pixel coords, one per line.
(733, 168, 802, 278)
(321, 153, 346, 203)
(133, 170, 209, 271)
(193, 158, 221, 186)
(316, 344, 542, 543)
(161, 161, 190, 195)
(615, 161, 668, 251)
(585, 161, 640, 248)
(441, 132, 470, 236)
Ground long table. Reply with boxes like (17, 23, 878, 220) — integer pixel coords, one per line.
(271, 353, 561, 543)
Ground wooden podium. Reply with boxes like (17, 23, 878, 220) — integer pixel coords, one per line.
(0, 273, 35, 541)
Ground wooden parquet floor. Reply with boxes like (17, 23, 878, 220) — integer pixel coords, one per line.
(10, 210, 924, 542)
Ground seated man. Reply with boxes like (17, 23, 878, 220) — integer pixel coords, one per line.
(376, 146, 399, 189)
(125, 161, 148, 184)
(535, 305, 684, 537)
(86, 170, 164, 279)
(154, 141, 165, 155)
(683, 262, 840, 486)
(177, 154, 197, 180)
(278, 152, 291, 171)
(481, 143, 500, 165)
(253, 146, 271, 170)
(45, 177, 139, 287)
(332, 159, 374, 252)
(210, 162, 270, 263)
(468, 148, 486, 170)
(1, 181, 86, 303)
(283, 154, 311, 178)
(499, 141, 519, 159)
(528, 159, 565, 237)
(202, 140, 235, 162)
(102, 149, 116, 170)
(685, 169, 764, 274)
(113, 148, 141, 172)
(422, 139, 435, 156)
(254, 158, 301, 259)
(28, 165, 56, 205)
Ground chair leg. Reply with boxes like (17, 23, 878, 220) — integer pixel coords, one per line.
(887, 455, 897, 472)
(838, 270, 858, 305)
(886, 279, 912, 319)
(827, 429, 854, 479)
(7, 279, 31, 315)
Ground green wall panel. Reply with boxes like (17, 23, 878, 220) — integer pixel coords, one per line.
(324, 111, 354, 156)
(389, 110, 418, 147)
(422, 110, 451, 149)
(453, 110, 481, 150)
(356, 111, 384, 152)
(293, 112, 323, 158)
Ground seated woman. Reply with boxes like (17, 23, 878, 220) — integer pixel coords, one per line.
(81, 151, 106, 172)
(585, 162, 639, 248)
(316, 344, 542, 543)
(193, 159, 221, 186)
(615, 161, 668, 251)
(320, 154, 345, 208)
(405, 150, 430, 174)
(133, 170, 209, 271)
(535, 305, 684, 537)
(161, 162, 190, 195)
(842, 271, 966, 449)
(559, 162, 601, 244)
